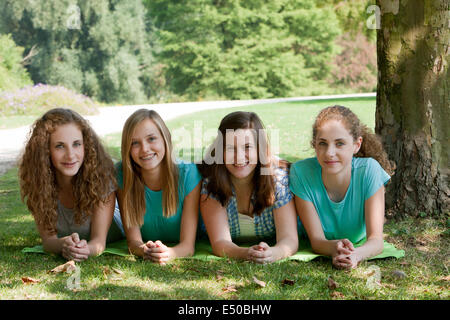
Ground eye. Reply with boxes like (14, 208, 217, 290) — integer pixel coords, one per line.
(73, 141, 82, 147)
(336, 142, 345, 147)
(318, 141, 327, 146)
(131, 141, 139, 147)
(55, 144, 64, 149)
(148, 136, 156, 142)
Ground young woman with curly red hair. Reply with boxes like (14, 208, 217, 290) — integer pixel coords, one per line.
(18, 108, 124, 262)
(290, 105, 396, 270)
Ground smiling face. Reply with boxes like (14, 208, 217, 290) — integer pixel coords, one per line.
(224, 129, 258, 180)
(50, 123, 85, 181)
(129, 118, 166, 173)
(314, 120, 362, 178)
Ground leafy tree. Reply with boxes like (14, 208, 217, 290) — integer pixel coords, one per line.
(0, 34, 32, 92)
(145, 0, 341, 100)
(0, 0, 153, 103)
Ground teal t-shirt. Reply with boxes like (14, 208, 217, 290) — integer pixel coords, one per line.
(289, 157, 390, 243)
(116, 160, 202, 242)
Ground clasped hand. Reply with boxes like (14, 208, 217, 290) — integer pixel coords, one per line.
(332, 239, 360, 270)
(62, 233, 90, 262)
(247, 242, 274, 264)
(143, 240, 172, 265)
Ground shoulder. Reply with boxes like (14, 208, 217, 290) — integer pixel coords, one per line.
(176, 160, 200, 177)
(353, 157, 383, 174)
(290, 157, 319, 176)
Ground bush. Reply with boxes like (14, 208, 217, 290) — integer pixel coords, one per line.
(329, 32, 377, 92)
(0, 34, 33, 92)
(0, 84, 99, 117)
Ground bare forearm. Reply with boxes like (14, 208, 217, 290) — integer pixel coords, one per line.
(87, 239, 106, 257)
(212, 240, 248, 260)
(354, 238, 384, 261)
(127, 240, 145, 257)
(169, 241, 195, 258)
(42, 237, 67, 255)
(310, 238, 341, 257)
(272, 239, 298, 261)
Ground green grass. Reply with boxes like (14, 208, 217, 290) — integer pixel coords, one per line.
(1, 98, 449, 300)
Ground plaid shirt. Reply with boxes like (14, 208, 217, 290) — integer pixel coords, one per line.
(201, 167, 293, 239)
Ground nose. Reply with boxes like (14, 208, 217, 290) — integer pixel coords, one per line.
(65, 146, 75, 160)
(325, 145, 336, 157)
(235, 147, 247, 164)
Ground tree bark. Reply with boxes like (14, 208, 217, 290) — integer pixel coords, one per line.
(376, 0, 449, 216)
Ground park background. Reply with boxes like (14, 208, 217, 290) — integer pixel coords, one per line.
(0, 0, 448, 300)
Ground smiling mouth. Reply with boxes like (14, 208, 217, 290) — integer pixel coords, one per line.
(141, 153, 156, 161)
(62, 162, 77, 167)
(233, 162, 249, 168)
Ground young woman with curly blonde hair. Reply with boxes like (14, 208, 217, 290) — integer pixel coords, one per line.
(19, 108, 123, 262)
(290, 105, 395, 269)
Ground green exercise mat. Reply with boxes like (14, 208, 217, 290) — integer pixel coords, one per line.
(22, 238, 404, 262)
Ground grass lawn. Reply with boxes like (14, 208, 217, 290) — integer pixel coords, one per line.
(1, 98, 449, 300)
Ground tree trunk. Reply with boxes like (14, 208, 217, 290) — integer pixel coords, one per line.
(375, 0, 449, 216)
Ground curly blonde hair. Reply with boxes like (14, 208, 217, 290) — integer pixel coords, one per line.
(311, 105, 395, 176)
(18, 108, 117, 235)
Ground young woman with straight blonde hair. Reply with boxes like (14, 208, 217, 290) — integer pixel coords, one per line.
(116, 109, 201, 265)
(19, 108, 123, 261)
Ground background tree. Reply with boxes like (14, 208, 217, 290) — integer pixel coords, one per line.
(376, 0, 449, 216)
(0, 0, 153, 103)
(0, 34, 32, 91)
(145, 0, 341, 100)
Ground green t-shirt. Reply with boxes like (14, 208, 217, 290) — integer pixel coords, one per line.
(289, 157, 390, 243)
(116, 160, 202, 242)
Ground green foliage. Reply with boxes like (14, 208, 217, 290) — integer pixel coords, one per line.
(0, 0, 153, 104)
(145, 0, 341, 100)
(0, 34, 33, 92)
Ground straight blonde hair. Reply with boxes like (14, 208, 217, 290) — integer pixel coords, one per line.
(121, 109, 179, 227)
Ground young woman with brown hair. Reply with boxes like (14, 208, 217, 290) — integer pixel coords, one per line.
(198, 111, 298, 264)
(290, 105, 395, 269)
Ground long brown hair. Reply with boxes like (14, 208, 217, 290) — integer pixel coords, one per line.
(198, 111, 287, 215)
(18, 108, 117, 235)
(311, 105, 395, 175)
(120, 109, 179, 228)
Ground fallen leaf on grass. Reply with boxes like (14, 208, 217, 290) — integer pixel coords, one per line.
(327, 277, 339, 290)
(281, 279, 295, 286)
(49, 260, 76, 274)
(330, 291, 345, 299)
(221, 285, 238, 294)
(21, 277, 40, 284)
(252, 276, 266, 288)
(102, 266, 124, 280)
(439, 275, 450, 281)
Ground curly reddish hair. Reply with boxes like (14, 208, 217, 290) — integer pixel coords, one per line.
(18, 108, 117, 235)
(311, 105, 395, 175)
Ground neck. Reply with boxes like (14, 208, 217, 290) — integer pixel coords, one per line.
(321, 166, 352, 201)
(141, 165, 163, 191)
(55, 172, 73, 192)
(230, 170, 255, 192)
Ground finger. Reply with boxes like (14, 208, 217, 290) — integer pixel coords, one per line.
(146, 241, 156, 248)
(258, 242, 269, 250)
(154, 240, 163, 247)
(342, 239, 355, 251)
(71, 233, 80, 244)
(76, 240, 87, 248)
